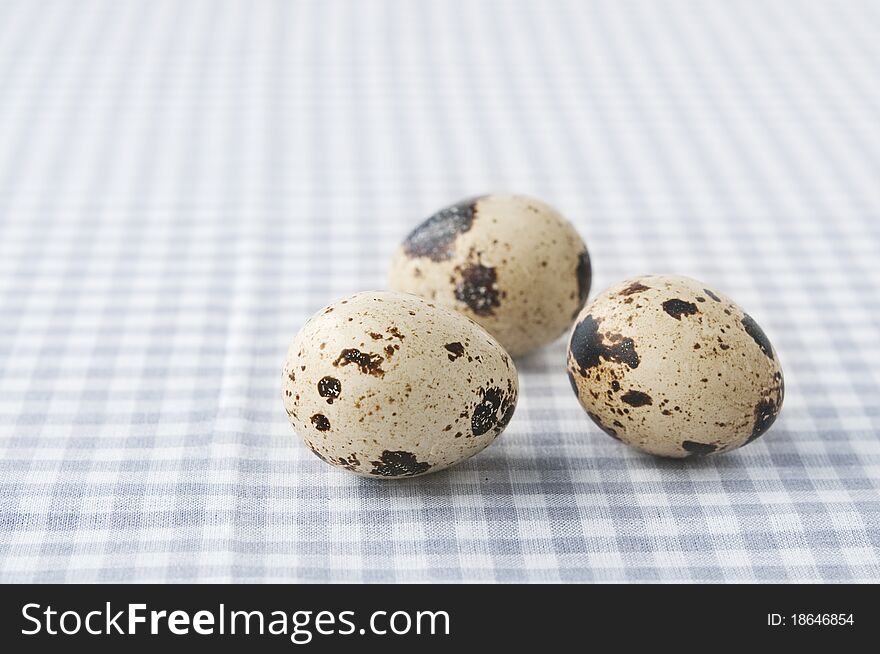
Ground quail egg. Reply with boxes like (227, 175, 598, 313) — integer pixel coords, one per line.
(567, 275, 784, 457)
(282, 291, 518, 477)
(389, 194, 591, 357)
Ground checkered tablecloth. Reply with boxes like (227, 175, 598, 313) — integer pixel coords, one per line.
(1, 0, 879, 583)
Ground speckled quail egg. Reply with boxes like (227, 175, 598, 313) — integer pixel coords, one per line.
(282, 291, 518, 477)
(566, 275, 784, 458)
(388, 194, 591, 357)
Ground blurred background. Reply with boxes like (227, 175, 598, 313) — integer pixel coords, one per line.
(1, 0, 878, 582)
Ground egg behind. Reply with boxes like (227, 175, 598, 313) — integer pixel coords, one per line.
(282, 291, 518, 477)
(389, 194, 591, 357)
(566, 275, 784, 458)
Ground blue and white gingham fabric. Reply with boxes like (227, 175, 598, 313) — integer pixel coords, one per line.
(1, 0, 879, 583)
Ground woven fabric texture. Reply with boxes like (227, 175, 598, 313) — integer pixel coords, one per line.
(1, 0, 879, 582)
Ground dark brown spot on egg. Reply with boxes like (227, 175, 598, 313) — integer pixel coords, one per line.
(662, 298, 699, 320)
(336, 453, 361, 471)
(471, 385, 515, 436)
(741, 314, 774, 360)
(620, 390, 652, 407)
(569, 314, 640, 375)
(575, 249, 592, 310)
(747, 398, 779, 443)
(497, 403, 516, 432)
(454, 263, 501, 316)
(682, 440, 717, 455)
(370, 450, 431, 477)
(619, 281, 651, 296)
(387, 326, 405, 341)
(587, 411, 620, 440)
(445, 342, 465, 361)
(310, 414, 331, 431)
(317, 376, 341, 404)
(567, 369, 580, 397)
(333, 348, 385, 377)
(402, 198, 481, 261)
(704, 288, 722, 302)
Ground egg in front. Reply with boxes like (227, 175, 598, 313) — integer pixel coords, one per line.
(282, 291, 518, 477)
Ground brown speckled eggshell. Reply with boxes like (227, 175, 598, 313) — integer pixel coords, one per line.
(388, 194, 591, 357)
(282, 291, 518, 477)
(566, 275, 784, 458)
